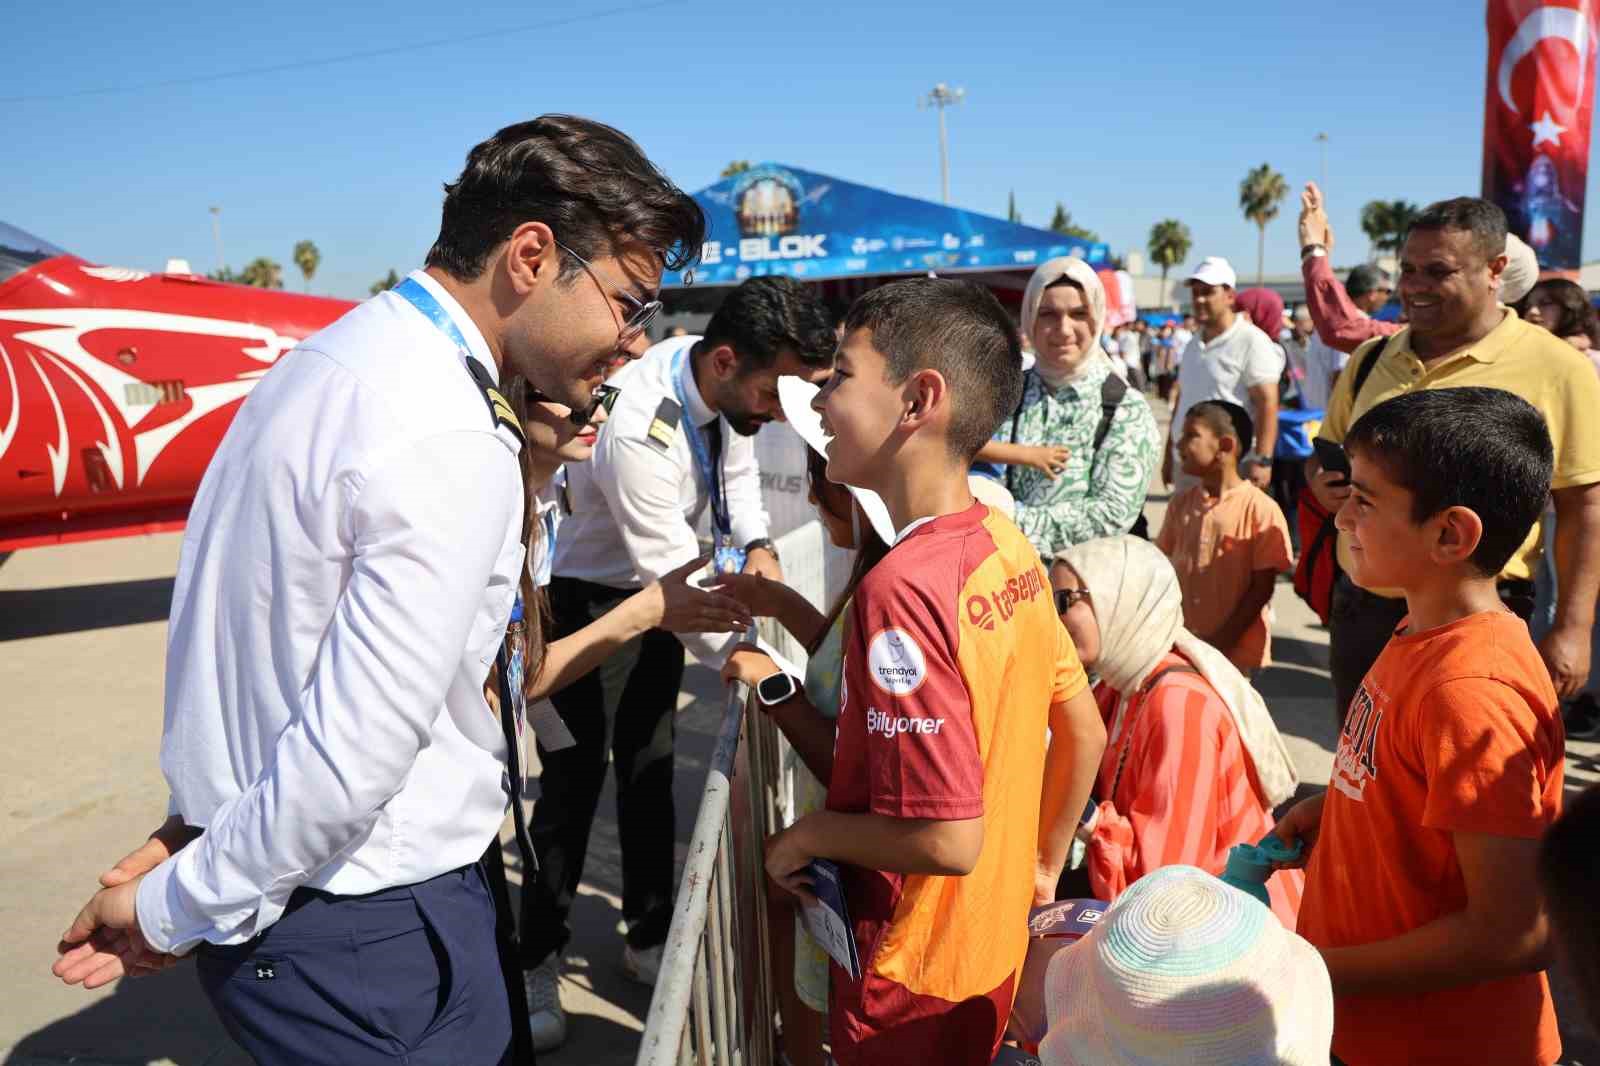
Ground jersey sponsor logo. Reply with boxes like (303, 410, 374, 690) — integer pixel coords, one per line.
(968, 567, 1048, 628)
(867, 627, 927, 695)
(866, 707, 945, 739)
(966, 594, 995, 631)
(1331, 682, 1383, 802)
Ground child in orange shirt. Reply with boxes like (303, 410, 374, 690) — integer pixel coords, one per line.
(1157, 401, 1293, 673)
(1273, 387, 1566, 1066)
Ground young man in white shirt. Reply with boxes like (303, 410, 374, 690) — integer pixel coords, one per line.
(1164, 257, 1281, 491)
(52, 116, 705, 1066)
(520, 275, 835, 1045)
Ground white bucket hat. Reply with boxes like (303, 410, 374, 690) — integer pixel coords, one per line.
(777, 376, 897, 545)
(1039, 865, 1333, 1066)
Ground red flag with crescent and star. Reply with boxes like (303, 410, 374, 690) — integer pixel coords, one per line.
(1483, 0, 1599, 271)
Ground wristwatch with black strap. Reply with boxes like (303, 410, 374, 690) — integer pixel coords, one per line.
(744, 537, 779, 564)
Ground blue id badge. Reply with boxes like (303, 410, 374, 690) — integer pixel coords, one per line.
(712, 534, 746, 576)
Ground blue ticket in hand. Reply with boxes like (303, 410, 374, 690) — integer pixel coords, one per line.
(798, 859, 862, 980)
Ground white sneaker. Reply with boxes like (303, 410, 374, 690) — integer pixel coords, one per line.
(621, 941, 664, 987)
(523, 955, 567, 1051)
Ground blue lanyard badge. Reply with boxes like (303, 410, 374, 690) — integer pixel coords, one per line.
(394, 277, 473, 360)
(670, 344, 744, 575)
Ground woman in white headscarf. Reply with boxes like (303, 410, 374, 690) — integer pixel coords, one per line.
(1051, 535, 1305, 927)
(973, 257, 1162, 558)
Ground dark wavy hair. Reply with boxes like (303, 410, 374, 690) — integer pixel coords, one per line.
(703, 276, 838, 373)
(1516, 278, 1600, 348)
(426, 115, 705, 281)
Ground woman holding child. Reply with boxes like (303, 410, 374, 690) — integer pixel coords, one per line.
(1051, 534, 1304, 926)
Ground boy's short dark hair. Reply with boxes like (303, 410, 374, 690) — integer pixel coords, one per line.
(841, 278, 1022, 461)
(1186, 400, 1254, 456)
(426, 115, 705, 281)
(1343, 387, 1552, 576)
(702, 276, 837, 373)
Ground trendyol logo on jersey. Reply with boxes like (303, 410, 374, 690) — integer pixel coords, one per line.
(867, 627, 927, 696)
(965, 568, 1048, 631)
(866, 707, 946, 738)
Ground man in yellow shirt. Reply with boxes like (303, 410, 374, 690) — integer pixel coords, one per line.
(1307, 197, 1600, 725)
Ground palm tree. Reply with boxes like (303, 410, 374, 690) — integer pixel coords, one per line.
(720, 160, 752, 178)
(1147, 219, 1193, 306)
(292, 240, 320, 293)
(1049, 203, 1100, 242)
(369, 269, 401, 297)
(1360, 199, 1422, 257)
(238, 257, 283, 289)
(1238, 163, 1289, 285)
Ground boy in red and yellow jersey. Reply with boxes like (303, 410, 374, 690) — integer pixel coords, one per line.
(760, 279, 1108, 1065)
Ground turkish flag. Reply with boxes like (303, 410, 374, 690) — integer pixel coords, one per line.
(1482, 0, 1598, 271)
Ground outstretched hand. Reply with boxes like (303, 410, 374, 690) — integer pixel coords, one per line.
(642, 555, 755, 635)
(1299, 181, 1333, 252)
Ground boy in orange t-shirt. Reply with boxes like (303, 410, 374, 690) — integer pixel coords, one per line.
(1273, 387, 1566, 1066)
(1157, 400, 1293, 673)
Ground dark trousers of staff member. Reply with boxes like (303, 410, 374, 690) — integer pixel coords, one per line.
(194, 865, 511, 1066)
(523, 576, 684, 966)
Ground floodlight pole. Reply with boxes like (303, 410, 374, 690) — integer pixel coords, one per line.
(922, 84, 965, 204)
(209, 206, 224, 274)
(1315, 132, 1329, 192)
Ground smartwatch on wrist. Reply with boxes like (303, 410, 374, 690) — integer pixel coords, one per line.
(1300, 243, 1327, 260)
(744, 537, 779, 564)
(1241, 451, 1268, 472)
(756, 670, 799, 708)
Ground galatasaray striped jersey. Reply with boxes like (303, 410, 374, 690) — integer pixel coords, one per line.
(826, 501, 1089, 1065)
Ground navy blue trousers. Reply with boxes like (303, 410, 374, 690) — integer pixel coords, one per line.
(195, 864, 511, 1066)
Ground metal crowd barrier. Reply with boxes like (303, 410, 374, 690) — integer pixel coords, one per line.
(636, 673, 788, 1066)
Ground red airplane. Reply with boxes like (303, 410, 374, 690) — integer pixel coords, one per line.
(0, 223, 356, 551)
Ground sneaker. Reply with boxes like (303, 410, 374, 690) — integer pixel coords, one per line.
(621, 941, 664, 987)
(523, 955, 566, 1051)
(1565, 695, 1600, 741)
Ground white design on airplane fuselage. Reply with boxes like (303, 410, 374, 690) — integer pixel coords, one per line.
(26, 353, 69, 496)
(0, 307, 301, 493)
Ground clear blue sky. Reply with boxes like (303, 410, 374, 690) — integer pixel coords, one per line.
(8, 0, 1593, 300)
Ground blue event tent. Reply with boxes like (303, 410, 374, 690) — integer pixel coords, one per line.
(662, 163, 1108, 288)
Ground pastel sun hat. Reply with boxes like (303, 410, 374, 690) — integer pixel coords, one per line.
(777, 376, 897, 545)
(1038, 865, 1333, 1066)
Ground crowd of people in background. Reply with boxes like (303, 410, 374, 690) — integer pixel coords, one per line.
(46, 113, 1600, 1066)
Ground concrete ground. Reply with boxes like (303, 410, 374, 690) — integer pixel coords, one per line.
(3, 410, 1598, 1064)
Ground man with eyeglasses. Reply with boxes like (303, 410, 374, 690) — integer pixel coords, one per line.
(51, 115, 704, 1066)
(520, 274, 836, 1045)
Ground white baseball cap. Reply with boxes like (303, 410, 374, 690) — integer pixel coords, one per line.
(1185, 256, 1237, 289)
(777, 376, 897, 545)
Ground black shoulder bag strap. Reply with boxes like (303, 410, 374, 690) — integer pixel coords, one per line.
(1349, 333, 1391, 403)
(1003, 369, 1033, 494)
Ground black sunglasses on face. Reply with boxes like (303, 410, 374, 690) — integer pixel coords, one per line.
(571, 384, 621, 427)
(1054, 587, 1090, 615)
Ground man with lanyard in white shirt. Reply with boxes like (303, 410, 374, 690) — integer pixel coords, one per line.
(1162, 256, 1282, 491)
(51, 115, 705, 1066)
(521, 275, 835, 1029)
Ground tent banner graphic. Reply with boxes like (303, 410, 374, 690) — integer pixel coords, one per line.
(664, 164, 1108, 288)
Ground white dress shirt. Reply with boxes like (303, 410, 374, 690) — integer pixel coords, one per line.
(137, 270, 525, 954)
(553, 335, 769, 666)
